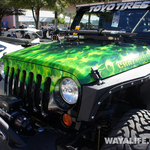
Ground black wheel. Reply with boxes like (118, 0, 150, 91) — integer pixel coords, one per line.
(7, 34, 11, 37)
(53, 35, 57, 40)
(101, 109, 150, 150)
(25, 34, 30, 39)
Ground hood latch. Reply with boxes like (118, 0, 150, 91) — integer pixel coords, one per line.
(91, 66, 103, 85)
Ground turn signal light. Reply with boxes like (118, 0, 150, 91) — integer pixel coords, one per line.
(62, 114, 72, 127)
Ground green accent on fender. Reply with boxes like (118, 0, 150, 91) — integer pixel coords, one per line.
(2, 41, 150, 86)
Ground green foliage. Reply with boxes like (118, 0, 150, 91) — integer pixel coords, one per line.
(0, 0, 24, 35)
(0, 0, 15, 18)
(67, 0, 115, 5)
(21, 0, 57, 9)
(63, 12, 75, 19)
(14, 0, 69, 29)
(0, 0, 117, 32)
(52, 17, 65, 24)
(54, 0, 69, 14)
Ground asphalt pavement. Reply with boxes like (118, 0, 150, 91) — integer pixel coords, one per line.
(0, 130, 59, 150)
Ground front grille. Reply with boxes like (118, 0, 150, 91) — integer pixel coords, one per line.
(4, 67, 51, 113)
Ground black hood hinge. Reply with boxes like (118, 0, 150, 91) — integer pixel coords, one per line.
(91, 66, 103, 85)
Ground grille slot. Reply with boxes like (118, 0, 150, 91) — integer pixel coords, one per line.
(9, 68, 14, 95)
(42, 77, 51, 113)
(26, 72, 34, 109)
(6, 67, 51, 113)
(14, 69, 20, 96)
(34, 75, 42, 112)
(4, 66, 9, 94)
(19, 70, 26, 101)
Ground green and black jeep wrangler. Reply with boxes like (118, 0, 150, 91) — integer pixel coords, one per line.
(1, 1, 150, 150)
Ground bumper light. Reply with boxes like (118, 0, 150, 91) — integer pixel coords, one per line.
(62, 114, 72, 127)
(60, 78, 79, 104)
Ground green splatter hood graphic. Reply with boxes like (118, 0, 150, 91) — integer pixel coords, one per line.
(2, 41, 150, 84)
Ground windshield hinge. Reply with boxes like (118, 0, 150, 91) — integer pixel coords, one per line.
(91, 66, 103, 85)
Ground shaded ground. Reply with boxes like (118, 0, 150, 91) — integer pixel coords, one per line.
(0, 130, 59, 150)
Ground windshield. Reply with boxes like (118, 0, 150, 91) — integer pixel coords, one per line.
(77, 9, 150, 33)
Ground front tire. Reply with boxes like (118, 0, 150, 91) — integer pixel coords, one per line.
(7, 34, 11, 37)
(101, 109, 150, 150)
(25, 34, 30, 39)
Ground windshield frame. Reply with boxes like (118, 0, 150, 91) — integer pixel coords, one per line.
(71, 1, 150, 32)
(73, 9, 150, 32)
(70, 1, 150, 44)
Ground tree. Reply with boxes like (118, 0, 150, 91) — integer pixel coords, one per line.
(9, 0, 26, 28)
(0, 0, 24, 35)
(0, 0, 116, 35)
(62, 12, 75, 28)
(67, 0, 112, 4)
(52, 17, 65, 24)
(21, 0, 102, 29)
(62, 0, 113, 28)
(19, 0, 69, 29)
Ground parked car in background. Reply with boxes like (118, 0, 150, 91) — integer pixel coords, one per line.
(3, 28, 43, 39)
(0, 41, 23, 59)
(41, 24, 54, 29)
(0, 37, 40, 83)
(58, 27, 68, 36)
(28, 25, 35, 29)
(0, 41, 24, 81)
(0, 36, 40, 60)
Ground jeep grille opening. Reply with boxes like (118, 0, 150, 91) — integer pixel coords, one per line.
(4, 67, 51, 113)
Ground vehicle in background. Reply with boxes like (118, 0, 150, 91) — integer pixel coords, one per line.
(0, 37, 40, 83)
(19, 25, 28, 28)
(3, 28, 43, 39)
(41, 24, 54, 29)
(0, 41, 24, 80)
(27, 25, 35, 29)
(58, 27, 68, 36)
(0, 41, 23, 59)
(0, 36, 41, 59)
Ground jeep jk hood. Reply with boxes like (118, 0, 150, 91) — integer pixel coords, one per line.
(2, 42, 150, 84)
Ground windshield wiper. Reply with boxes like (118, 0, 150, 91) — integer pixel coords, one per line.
(132, 10, 149, 33)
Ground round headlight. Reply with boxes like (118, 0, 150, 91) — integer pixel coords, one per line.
(60, 78, 79, 104)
